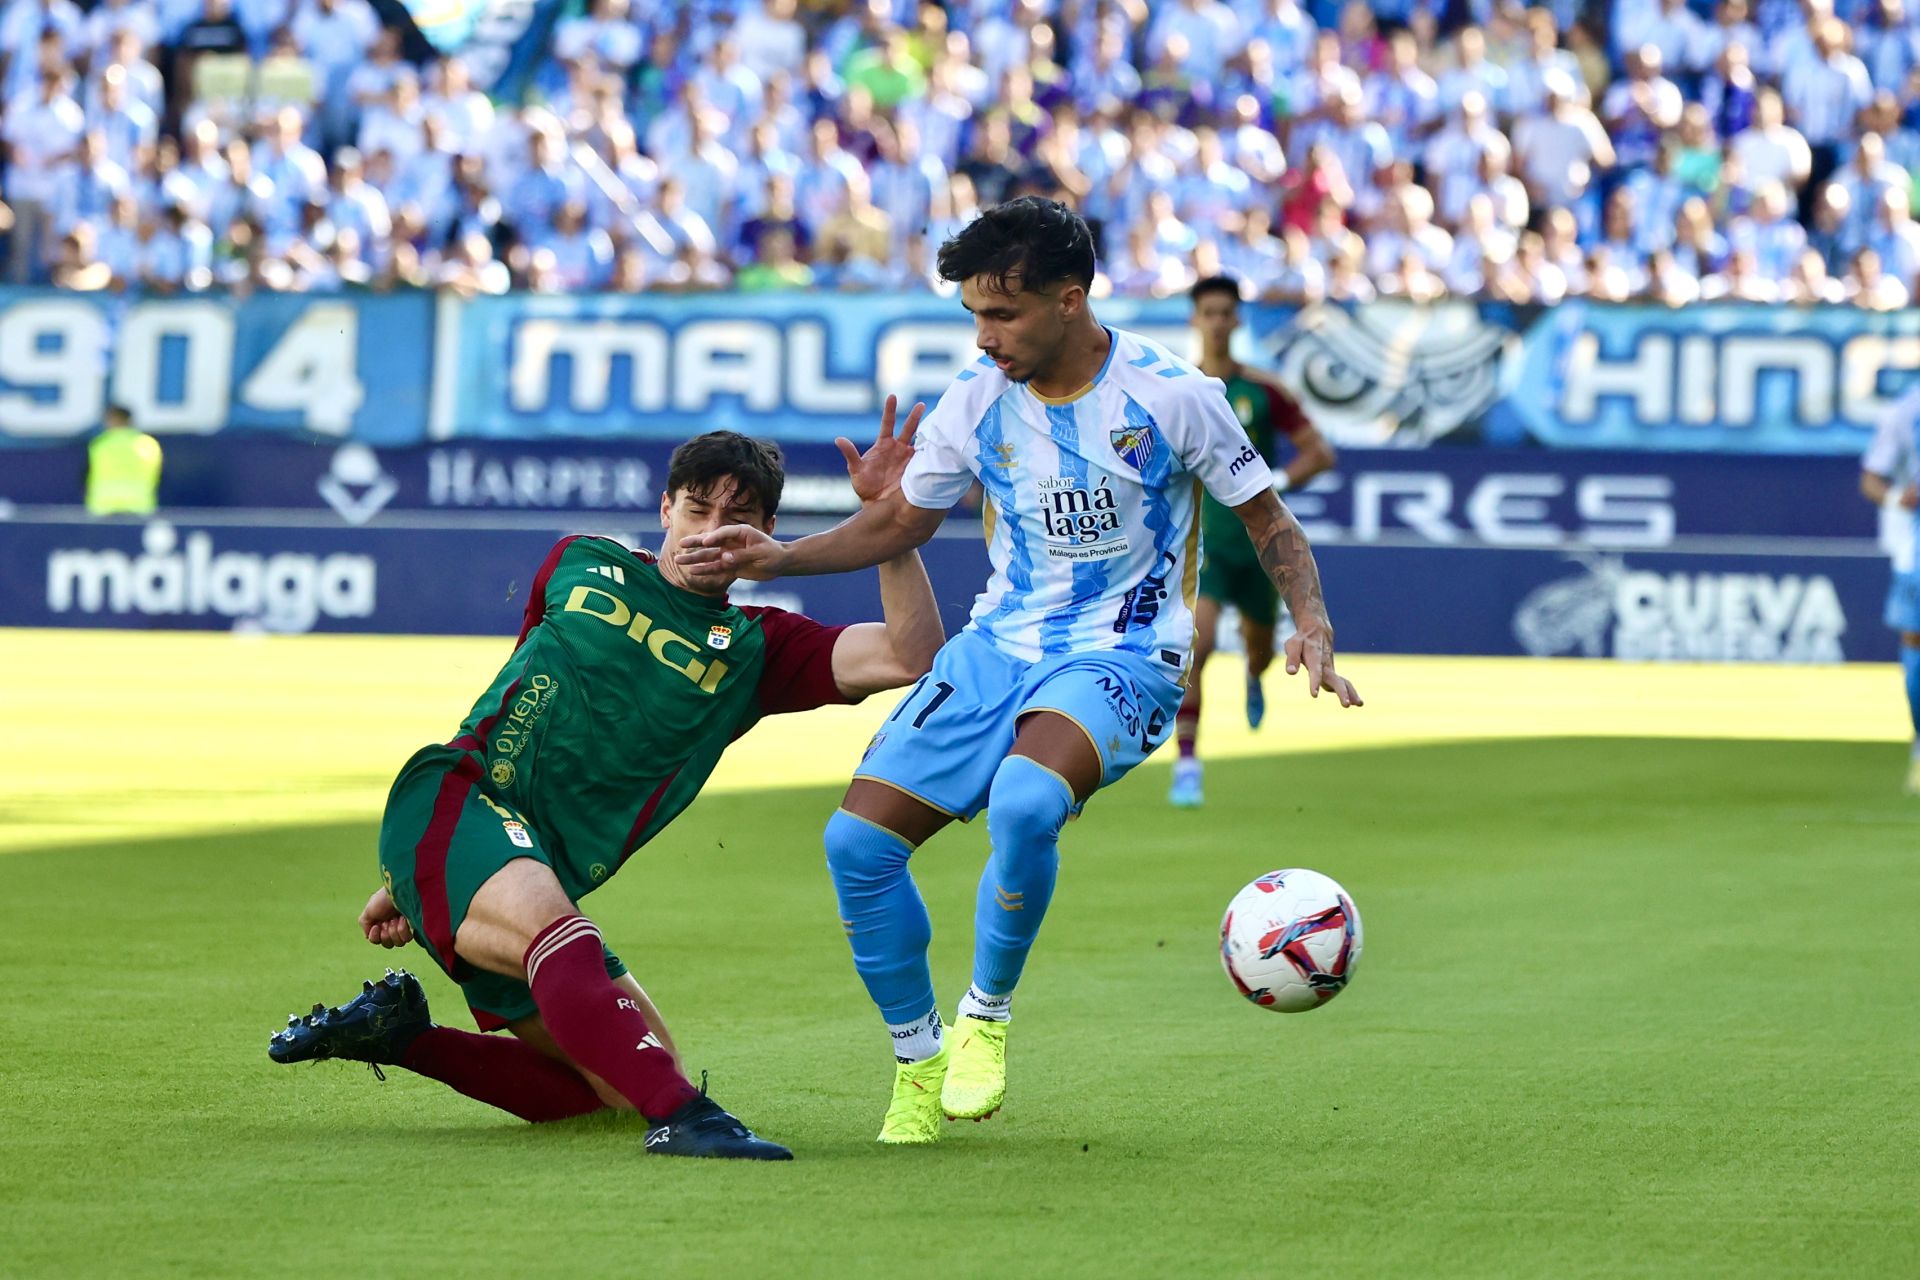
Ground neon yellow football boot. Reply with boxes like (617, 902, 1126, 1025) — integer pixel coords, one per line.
(941, 1015, 1009, 1120)
(877, 1046, 948, 1144)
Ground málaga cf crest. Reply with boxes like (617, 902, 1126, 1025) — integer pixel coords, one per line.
(1110, 423, 1155, 470)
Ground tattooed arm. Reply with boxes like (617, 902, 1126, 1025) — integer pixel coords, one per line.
(1232, 489, 1363, 707)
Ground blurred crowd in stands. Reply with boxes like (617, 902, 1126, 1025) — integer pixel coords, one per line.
(7, 0, 1920, 306)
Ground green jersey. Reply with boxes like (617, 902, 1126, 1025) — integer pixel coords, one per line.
(1200, 370, 1311, 548)
(435, 535, 847, 897)
(376, 534, 851, 1025)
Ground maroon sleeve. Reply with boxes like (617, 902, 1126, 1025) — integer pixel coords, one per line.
(516, 535, 584, 645)
(740, 605, 853, 715)
(1267, 383, 1310, 440)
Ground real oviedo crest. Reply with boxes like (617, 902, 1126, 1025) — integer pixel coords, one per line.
(707, 625, 733, 650)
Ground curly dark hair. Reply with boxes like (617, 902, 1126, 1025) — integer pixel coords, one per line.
(666, 431, 785, 517)
(936, 196, 1097, 294)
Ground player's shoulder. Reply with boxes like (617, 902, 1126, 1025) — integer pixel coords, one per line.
(735, 601, 832, 634)
(1888, 382, 1920, 421)
(927, 354, 1011, 432)
(534, 537, 662, 603)
(1869, 384, 1920, 452)
(549, 537, 652, 564)
(1104, 326, 1224, 415)
(734, 602, 844, 659)
(1232, 362, 1294, 397)
(734, 601, 791, 625)
(549, 534, 657, 570)
(521, 536, 658, 642)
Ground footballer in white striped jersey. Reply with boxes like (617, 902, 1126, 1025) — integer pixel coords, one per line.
(679, 198, 1361, 1141)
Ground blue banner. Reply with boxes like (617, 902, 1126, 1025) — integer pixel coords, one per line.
(0, 517, 986, 638)
(449, 292, 1192, 443)
(1284, 448, 1875, 545)
(1248, 300, 1920, 455)
(4, 289, 1915, 456)
(0, 516, 1895, 662)
(0, 440, 1880, 544)
(1502, 301, 1920, 455)
(1317, 543, 1893, 663)
(455, 294, 1920, 453)
(0, 290, 432, 446)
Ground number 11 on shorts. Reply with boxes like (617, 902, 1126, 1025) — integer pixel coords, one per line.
(891, 679, 956, 730)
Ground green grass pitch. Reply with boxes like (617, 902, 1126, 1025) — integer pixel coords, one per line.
(3, 739, 1916, 1277)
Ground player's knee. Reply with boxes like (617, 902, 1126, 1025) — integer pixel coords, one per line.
(987, 756, 1075, 853)
(460, 859, 577, 973)
(824, 808, 910, 892)
(1902, 631, 1920, 650)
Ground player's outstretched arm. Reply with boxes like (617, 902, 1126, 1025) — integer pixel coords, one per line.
(679, 497, 946, 585)
(678, 395, 949, 583)
(830, 548, 945, 699)
(1233, 489, 1363, 708)
(823, 392, 946, 695)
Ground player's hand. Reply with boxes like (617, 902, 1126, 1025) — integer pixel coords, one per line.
(1285, 622, 1363, 708)
(1902, 483, 1918, 511)
(837, 394, 926, 506)
(360, 886, 414, 948)
(676, 522, 790, 584)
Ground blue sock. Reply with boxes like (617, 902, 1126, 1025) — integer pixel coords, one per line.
(1903, 644, 1920, 745)
(970, 756, 1076, 999)
(823, 809, 935, 1024)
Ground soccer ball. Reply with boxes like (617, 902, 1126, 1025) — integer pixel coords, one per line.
(1219, 869, 1363, 1013)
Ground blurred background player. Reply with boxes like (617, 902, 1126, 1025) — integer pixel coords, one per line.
(268, 419, 941, 1159)
(1860, 382, 1920, 792)
(1170, 274, 1338, 809)
(678, 199, 1360, 1145)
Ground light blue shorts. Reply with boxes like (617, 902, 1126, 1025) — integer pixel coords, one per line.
(854, 628, 1186, 821)
(1887, 568, 1920, 634)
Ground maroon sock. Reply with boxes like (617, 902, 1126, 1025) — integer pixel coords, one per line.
(522, 915, 700, 1123)
(399, 1025, 608, 1123)
(1175, 697, 1200, 760)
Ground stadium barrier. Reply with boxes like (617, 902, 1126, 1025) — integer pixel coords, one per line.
(0, 435, 1878, 535)
(1, 289, 1915, 453)
(0, 443, 1892, 660)
(0, 516, 1890, 661)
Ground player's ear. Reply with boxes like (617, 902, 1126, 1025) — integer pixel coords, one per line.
(764, 513, 776, 538)
(1058, 282, 1085, 321)
(659, 490, 673, 530)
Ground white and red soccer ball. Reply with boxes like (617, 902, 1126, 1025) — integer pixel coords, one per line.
(1220, 869, 1363, 1013)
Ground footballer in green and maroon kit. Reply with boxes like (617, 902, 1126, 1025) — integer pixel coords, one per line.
(1171, 275, 1339, 809)
(268, 414, 941, 1161)
(381, 531, 852, 1029)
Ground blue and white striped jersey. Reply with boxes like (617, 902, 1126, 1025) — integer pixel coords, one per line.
(901, 325, 1275, 665)
(1864, 383, 1920, 574)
